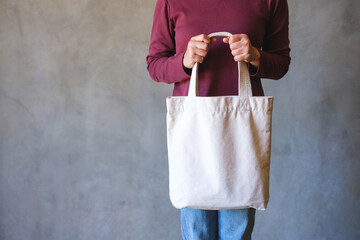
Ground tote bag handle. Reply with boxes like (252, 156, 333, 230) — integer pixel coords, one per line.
(188, 32, 253, 97)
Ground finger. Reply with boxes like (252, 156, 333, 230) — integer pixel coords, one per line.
(231, 48, 244, 57)
(229, 41, 244, 51)
(188, 45, 208, 58)
(192, 47, 208, 58)
(191, 41, 210, 51)
(223, 37, 230, 44)
(191, 34, 211, 44)
(234, 53, 250, 62)
(229, 34, 248, 44)
(192, 54, 205, 63)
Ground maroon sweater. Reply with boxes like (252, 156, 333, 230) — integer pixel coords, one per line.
(146, 0, 291, 96)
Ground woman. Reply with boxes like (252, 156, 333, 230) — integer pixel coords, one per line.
(146, 0, 290, 239)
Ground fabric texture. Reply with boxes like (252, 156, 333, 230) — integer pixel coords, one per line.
(181, 208, 256, 240)
(167, 36, 273, 210)
(146, 0, 291, 97)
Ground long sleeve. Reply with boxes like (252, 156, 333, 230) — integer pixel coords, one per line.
(249, 0, 291, 80)
(146, 0, 290, 96)
(146, 0, 190, 84)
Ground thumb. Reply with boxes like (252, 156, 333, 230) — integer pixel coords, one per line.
(223, 37, 230, 44)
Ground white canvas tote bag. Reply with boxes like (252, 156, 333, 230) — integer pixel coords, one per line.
(166, 32, 273, 210)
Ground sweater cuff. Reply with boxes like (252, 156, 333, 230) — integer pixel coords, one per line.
(176, 52, 192, 79)
(183, 65, 192, 75)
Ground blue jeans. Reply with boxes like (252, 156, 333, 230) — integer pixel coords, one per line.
(180, 208, 255, 240)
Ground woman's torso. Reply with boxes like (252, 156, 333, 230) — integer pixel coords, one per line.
(167, 0, 271, 96)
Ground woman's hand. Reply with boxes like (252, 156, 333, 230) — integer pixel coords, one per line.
(183, 34, 216, 69)
(223, 34, 261, 69)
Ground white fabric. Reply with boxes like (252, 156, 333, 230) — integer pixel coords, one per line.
(166, 32, 273, 210)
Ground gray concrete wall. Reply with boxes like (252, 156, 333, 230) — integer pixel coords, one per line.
(0, 0, 359, 239)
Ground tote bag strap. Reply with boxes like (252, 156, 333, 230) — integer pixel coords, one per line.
(188, 32, 253, 98)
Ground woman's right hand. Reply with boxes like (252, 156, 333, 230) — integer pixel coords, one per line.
(183, 34, 216, 69)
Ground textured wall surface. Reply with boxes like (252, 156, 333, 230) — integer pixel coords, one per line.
(0, 0, 359, 239)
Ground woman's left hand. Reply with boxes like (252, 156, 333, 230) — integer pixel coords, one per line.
(223, 34, 260, 69)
